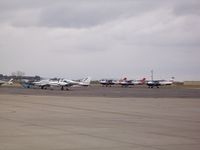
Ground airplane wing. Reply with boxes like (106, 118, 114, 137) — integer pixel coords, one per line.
(0, 80, 5, 86)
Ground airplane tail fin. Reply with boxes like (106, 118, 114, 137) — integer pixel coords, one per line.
(123, 77, 127, 81)
(169, 77, 175, 83)
(8, 78, 13, 85)
(141, 78, 146, 84)
(80, 77, 91, 86)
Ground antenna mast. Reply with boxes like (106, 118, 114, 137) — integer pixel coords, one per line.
(151, 70, 154, 81)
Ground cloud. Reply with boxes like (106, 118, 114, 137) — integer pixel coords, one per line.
(173, 0, 200, 16)
(0, 0, 200, 80)
(0, 0, 167, 28)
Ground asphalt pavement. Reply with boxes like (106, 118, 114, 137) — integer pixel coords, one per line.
(0, 85, 200, 98)
(0, 94, 200, 150)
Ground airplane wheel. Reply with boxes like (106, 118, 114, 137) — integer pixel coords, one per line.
(61, 86, 64, 91)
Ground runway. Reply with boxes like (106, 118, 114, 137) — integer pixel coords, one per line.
(0, 86, 200, 150)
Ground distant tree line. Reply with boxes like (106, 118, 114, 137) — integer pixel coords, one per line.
(0, 71, 40, 81)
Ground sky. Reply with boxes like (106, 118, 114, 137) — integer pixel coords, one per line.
(0, 0, 200, 81)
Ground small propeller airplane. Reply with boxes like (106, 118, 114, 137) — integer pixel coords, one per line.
(99, 77, 146, 87)
(119, 77, 146, 87)
(0, 78, 13, 86)
(99, 79, 118, 87)
(147, 77, 174, 88)
(32, 77, 91, 90)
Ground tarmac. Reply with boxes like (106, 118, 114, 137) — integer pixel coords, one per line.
(0, 86, 200, 150)
(0, 85, 200, 98)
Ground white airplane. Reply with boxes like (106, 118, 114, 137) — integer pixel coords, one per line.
(119, 77, 146, 87)
(59, 77, 91, 90)
(159, 80, 174, 85)
(0, 78, 13, 86)
(132, 78, 146, 85)
(147, 77, 174, 88)
(99, 79, 118, 87)
(33, 77, 91, 90)
(33, 79, 51, 89)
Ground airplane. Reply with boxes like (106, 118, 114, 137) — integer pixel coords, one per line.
(119, 77, 131, 87)
(99, 79, 118, 87)
(32, 77, 91, 90)
(32, 79, 51, 89)
(20, 79, 35, 88)
(119, 77, 146, 87)
(132, 78, 146, 85)
(147, 77, 174, 88)
(0, 78, 13, 86)
(99, 77, 146, 87)
(59, 77, 91, 90)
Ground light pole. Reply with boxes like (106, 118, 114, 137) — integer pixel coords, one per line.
(151, 70, 154, 81)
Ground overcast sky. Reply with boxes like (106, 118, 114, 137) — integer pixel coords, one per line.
(0, 0, 200, 81)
